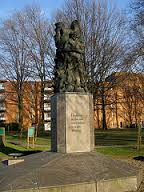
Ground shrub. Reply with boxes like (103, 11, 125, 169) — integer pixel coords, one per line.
(6, 122, 20, 132)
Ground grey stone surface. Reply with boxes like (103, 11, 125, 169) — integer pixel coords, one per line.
(97, 177, 138, 192)
(51, 95, 57, 152)
(51, 93, 94, 153)
(0, 151, 141, 192)
(2, 159, 24, 166)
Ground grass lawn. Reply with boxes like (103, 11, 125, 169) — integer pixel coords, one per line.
(95, 128, 144, 158)
(96, 147, 144, 157)
(0, 128, 144, 160)
(95, 128, 142, 146)
(6, 134, 51, 146)
(0, 134, 51, 160)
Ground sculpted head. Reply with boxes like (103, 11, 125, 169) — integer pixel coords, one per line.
(55, 22, 65, 30)
(71, 20, 80, 30)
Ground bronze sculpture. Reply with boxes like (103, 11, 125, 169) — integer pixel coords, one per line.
(54, 20, 88, 93)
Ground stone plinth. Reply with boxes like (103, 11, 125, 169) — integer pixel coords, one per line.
(51, 93, 94, 153)
(0, 152, 141, 192)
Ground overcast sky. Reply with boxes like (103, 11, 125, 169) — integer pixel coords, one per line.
(0, 0, 130, 19)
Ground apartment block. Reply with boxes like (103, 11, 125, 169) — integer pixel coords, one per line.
(0, 80, 53, 131)
(44, 84, 53, 130)
(94, 72, 144, 129)
(0, 81, 6, 123)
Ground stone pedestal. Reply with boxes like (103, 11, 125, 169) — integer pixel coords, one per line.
(51, 93, 94, 153)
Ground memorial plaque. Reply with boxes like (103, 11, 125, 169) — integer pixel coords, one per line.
(0, 127, 5, 136)
(28, 127, 35, 137)
(0, 127, 5, 145)
(27, 127, 35, 148)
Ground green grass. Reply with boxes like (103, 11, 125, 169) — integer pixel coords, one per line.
(95, 128, 141, 146)
(0, 128, 144, 160)
(0, 135, 51, 160)
(94, 129, 144, 157)
(0, 152, 7, 160)
(6, 135, 51, 145)
(96, 147, 144, 157)
(35, 137, 51, 146)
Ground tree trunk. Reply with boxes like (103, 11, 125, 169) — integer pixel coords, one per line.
(0, 136, 4, 147)
(38, 55, 46, 134)
(34, 82, 39, 137)
(134, 99, 138, 128)
(115, 93, 119, 128)
(38, 81, 45, 134)
(101, 92, 107, 130)
(137, 124, 142, 150)
(96, 107, 100, 128)
(128, 110, 133, 127)
(134, 99, 142, 150)
(18, 92, 24, 137)
(93, 97, 100, 129)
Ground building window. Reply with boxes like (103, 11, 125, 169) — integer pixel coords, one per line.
(0, 84, 4, 90)
(44, 103, 51, 110)
(44, 122, 51, 131)
(44, 112, 51, 120)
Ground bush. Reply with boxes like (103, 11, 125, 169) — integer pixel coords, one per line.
(6, 122, 20, 132)
(0, 122, 6, 128)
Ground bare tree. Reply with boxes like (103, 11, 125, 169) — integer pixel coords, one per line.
(22, 5, 54, 133)
(54, 0, 128, 129)
(125, 0, 144, 73)
(0, 13, 32, 135)
(131, 0, 144, 54)
(0, 5, 54, 134)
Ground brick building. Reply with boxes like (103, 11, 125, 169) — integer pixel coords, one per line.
(0, 80, 53, 131)
(94, 72, 144, 129)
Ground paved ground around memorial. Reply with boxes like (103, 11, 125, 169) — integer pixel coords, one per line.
(0, 151, 141, 192)
(114, 156, 144, 192)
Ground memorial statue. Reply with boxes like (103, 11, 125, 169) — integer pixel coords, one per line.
(54, 20, 88, 93)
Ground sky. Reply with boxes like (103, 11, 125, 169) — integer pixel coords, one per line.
(0, 0, 130, 19)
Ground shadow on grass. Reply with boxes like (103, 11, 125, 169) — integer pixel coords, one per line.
(95, 138, 136, 146)
(133, 156, 144, 161)
(0, 146, 42, 157)
(95, 134, 139, 146)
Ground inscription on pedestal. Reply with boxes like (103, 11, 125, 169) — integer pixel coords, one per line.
(69, 113, 87, 132)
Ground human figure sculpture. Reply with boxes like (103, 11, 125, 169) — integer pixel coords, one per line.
(54, 20, 88, 93)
